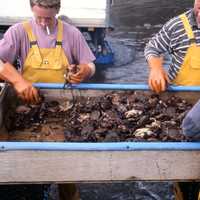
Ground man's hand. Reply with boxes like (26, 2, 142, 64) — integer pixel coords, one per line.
(14, 79, 40, 104)
(0, 62, 40, 104)
(148, 56, 170, 93)
(148, 65, 169, 93)
(67, 64, 92, 83)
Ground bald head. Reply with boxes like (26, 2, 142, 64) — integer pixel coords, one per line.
(194, 0, 200, 4)
(194, 0, 200, 26)
(194, 0, 200, 10)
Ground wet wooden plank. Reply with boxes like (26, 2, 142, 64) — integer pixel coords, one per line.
(0, 150, 199, 183)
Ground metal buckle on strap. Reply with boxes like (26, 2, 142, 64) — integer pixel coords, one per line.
(30, 41, 37, 47)
(189, 38, 196, 44)
(56, 41, 62, 46)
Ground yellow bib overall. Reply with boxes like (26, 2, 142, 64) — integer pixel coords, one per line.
(173, 14, 200, 86)
(22, 20, 69, 83)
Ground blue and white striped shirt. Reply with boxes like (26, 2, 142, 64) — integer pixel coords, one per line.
(144, 9, 200, 81)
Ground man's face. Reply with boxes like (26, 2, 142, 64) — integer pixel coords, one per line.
(194, 0, 200, 25)
(32, 5, 58, 29)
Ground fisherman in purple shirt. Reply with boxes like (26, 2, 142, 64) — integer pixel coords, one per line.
(0, 0, 96, 199)
(0, 0, 96, 104)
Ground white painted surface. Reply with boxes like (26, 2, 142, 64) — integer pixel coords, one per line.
(0, 0, 109, 27)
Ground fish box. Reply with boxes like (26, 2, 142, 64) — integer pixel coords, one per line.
(0, 83, 200, 184)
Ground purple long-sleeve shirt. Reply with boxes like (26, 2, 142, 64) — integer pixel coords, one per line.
(0, 18, 95, 67)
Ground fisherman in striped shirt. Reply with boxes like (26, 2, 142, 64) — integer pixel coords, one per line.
(145, 0, 200, 94)
(145, 1, 200, 199)
(145, 0, 200, 200)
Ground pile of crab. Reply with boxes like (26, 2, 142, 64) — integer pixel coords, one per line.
(9, 91, 193, 142)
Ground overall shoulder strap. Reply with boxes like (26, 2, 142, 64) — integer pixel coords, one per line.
(179, 13, 195, 44)
(22, 21, 38, 46)
(56, 19, 63, 46)
(22, 21, 42, 60)
(55, 20, 63, 58)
